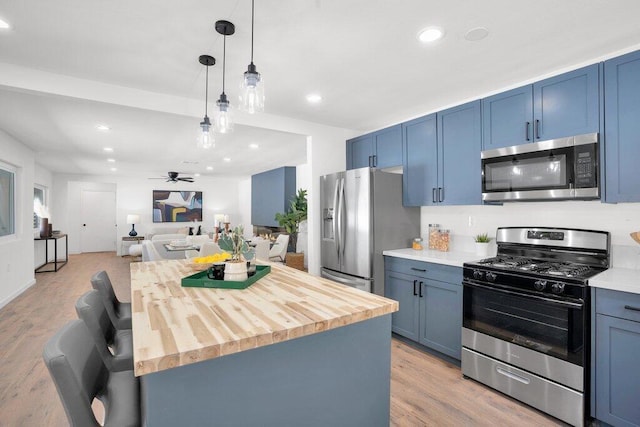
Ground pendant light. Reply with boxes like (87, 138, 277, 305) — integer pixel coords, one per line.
(198, 54, 216, 149)
(239, 0, 264, 113)
(214, 20, 235, 134)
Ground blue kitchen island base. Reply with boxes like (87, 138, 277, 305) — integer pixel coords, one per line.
(141, 314, 392, 427)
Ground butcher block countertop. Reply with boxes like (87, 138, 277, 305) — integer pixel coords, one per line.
(130, 259, 398, 376)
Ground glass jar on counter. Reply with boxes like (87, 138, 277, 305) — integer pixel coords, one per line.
(428, 224, 440, 250)
(436, 229, 450, 252)
(412, 237, 423, 250)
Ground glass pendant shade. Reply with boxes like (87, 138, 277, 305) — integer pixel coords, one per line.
(198, 54, 216, 149)
(198, 115, 214, 149)
(239, 64, 264, 114)
(214, 93, 233, 134)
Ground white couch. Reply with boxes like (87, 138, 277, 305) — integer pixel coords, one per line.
(130, 233, 192, 259)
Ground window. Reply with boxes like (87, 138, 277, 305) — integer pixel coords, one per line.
(0, 162, 16, 238)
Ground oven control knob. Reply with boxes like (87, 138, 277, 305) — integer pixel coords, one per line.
(534, 280, 547, 291)
(473, 270, 485, 280)
(551, 282, 565, 294)
(486, 272, 497, 282)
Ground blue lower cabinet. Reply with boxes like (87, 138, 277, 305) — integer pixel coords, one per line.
(385, 271, 420, 341)
(594, 288, 640, 427)
(420, 280, 462, 359)
(384, 257, 462, 360)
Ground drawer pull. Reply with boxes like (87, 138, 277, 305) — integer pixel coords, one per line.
(411, 268, 427, 272)
(496, 367, 531, 385)
(624, 305, 640, 312)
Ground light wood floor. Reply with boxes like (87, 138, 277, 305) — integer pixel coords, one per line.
(0, 252, 563, 426)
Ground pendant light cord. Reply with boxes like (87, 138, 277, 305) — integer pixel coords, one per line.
(204, 65, 209, 116)
(222, 34, 227, 95)
(250, 0, 255, 64)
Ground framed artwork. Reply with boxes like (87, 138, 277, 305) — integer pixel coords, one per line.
(152, 190, 203, 223)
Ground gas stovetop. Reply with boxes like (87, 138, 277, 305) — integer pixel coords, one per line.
(471, 256, 602, 281)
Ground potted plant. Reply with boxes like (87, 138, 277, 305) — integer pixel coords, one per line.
(274, 189, 307, 270)
(218, 225, 254, 281)
(474, 233, 492, 257)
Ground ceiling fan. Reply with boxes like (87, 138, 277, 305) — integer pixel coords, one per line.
(148, 171, 194, 183)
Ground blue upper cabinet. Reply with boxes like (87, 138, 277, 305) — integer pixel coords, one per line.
(346, 125, 402, 170)
(251, 166, 296, 227)
(402, 101, 481, 206)
(438, 100, 482, 205)
(482, 86, 533, 150)
(603, 50, 640, 203)
(373, 124, 403, 169)
(346, 134, 374, 170)
(402, 114, 437, 206)
(533, 64, 600, 141)
(481, 64, 600, 150)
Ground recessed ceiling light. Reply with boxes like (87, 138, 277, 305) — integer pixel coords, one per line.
(417, 27, 444, 43)
(206, 166, 214, 171)
(464, 27, 489, 42)
(0, 18, 10, 29)
(306, 94, 322, 104)
(194, 173, 201, 177)
(103, 147, 114, 152)
(110, 167, 117, 172)
(96, 124, 110, 131)
(107, 158, 115, 163)
(223, 157, 231, 162)
(249, 143, 259, 149)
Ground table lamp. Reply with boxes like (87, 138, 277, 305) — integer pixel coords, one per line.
(127, 214, 140, 237)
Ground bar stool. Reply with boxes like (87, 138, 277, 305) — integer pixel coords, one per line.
(90, 271, 132, 330)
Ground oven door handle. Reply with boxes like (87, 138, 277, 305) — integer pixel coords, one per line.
(462, 280, 584, 309)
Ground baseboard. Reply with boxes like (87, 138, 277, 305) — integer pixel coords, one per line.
(0, 278, 37, 310)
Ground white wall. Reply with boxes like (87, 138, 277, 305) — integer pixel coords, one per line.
(420, 201, 640, 268)
(52, 173, 248, 254)
(0, 130, 36, 308)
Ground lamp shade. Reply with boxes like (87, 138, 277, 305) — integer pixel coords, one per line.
(126, 214, 140, 225)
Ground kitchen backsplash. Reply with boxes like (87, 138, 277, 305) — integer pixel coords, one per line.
(420, 201, 640, 269)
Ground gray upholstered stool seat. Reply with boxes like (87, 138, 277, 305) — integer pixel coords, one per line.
(43, 319, 140, 427)
(90, 270, 132, 330)
(76, 290, 134, 372)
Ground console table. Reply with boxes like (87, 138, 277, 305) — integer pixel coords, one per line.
(34, 233, 68, 273)
(121, 236, 145, 256)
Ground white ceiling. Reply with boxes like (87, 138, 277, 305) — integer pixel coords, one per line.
(1, 0, 640, 177)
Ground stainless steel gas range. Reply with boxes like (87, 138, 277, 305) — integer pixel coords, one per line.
(461, 227, 610, 427)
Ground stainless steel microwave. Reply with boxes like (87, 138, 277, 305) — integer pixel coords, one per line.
(481, 133, 599, 202)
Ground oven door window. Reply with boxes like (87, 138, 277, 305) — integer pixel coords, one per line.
(463, 283, 584, 366)
(483, 149, 571, 192)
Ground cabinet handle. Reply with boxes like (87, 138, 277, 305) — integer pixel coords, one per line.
(411, 267, 427, 272)
(373, 155, 377, 168)
(625, 305, 640, 312)
(526, 122, 531, 141)
(368, 156, 372, 168)
(496, 367, 531, 385)
(419, 281, 423, 298)
(413, 280, 417, 296)
(439, 187, 444, 203)
(432, 188, 437, 203)
(535, 119, 540, 139)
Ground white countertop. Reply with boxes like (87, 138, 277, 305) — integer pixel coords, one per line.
(590, 267, 640, 295)
(383, 248, 481, 268)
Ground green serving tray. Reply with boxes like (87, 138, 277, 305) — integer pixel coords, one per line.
(181, 265, 271, 289)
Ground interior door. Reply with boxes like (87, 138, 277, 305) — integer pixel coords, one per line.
(80, 190, 116, 252)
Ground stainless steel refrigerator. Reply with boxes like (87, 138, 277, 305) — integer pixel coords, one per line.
(320, 167, 420, 295)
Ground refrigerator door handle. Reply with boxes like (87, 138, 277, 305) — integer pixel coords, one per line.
(338, 178, 346, 261)
(333, 178, 341, 262)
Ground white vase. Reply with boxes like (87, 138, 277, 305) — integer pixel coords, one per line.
(475, 242, 491, 257)
(224, 261, 248, 281)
